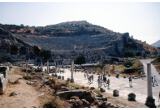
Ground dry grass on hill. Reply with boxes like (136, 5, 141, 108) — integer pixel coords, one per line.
(152, 57, 160, 73)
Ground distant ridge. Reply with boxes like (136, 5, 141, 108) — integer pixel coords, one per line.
(152, 40, 160, 48)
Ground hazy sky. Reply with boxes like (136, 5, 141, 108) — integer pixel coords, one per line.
(0, 2, 160, 44)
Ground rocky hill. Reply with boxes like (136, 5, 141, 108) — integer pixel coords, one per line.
(0, 21, 158, 62)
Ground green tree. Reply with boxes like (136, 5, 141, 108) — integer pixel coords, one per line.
(124, 60, 133, 68)
(40, 49, 51, 61)
(74, 55, 86, 65)
(10, 45, 19, 55)
(19, 46, 27, 55)
(33, 45, 41, 57)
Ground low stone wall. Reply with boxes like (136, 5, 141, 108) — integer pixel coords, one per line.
(0, 66, 9, 94)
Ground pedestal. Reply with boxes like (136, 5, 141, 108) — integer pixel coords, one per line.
(145, 96, 156, 108)
(70, 78, 74, 83)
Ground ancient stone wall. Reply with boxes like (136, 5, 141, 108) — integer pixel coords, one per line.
(0, 66, 9, 94)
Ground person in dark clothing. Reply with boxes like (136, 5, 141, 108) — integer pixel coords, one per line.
(103, 75, 107, 87)
(107, 79, 110, 89)
(152, 76, 155, 87)
(153, 75, 159, 86)
(97, 75, 102, 88)
(129, 76, 133, 88)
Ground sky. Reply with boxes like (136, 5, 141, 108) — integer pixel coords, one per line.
(0, 2, 160, 44)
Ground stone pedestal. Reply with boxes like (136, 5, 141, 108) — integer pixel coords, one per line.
(113, 90, 119, 97)
(145, 63, 156, 108)
(145, 96, 156, 108)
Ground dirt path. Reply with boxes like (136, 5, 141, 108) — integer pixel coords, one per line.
(0, 66, 41, 108)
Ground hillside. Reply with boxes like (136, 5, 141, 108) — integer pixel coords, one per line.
(0, 27, 31, 62)
(0, 21, 158, 62)
(152, 57, 160, 73)
(152, 40, 160, 48)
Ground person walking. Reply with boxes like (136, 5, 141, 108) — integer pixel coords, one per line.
(89, 75, 93, 84)
(153, 75, 159, 86)
(140, 72, 144, 80)
(152, 76, 155, 87)
(107, 79, 110, 89)
(98, 75, 102, 88)
(129, 76, 133, 88)
(88, 75, 92, 84)
(84, 73, 87, 79)
(91, 74, 94, 83)
(103, 75, 107, 87)
(86, 72, 89, 79)
(158, 91, 160, 102)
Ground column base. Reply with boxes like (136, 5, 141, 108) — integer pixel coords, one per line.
(145, 96, 156, 108)
(70, 79, 74, 83)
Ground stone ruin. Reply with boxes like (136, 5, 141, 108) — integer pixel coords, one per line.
(0, 66, 9, 94)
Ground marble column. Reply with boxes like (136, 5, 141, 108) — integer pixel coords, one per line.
(147, 63, 152, 97)
(70, 60, 74, 82)
(47, 60, 49, 74)
(145, 63, 156, 108)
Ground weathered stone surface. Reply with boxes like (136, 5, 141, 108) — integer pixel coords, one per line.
(90, 87, 95, 90)
(98, 101, 108, 108)
(68, 98, 83, 108)
(56, 90, 94, 103)
(97, 101, 117, 108)
(67, 97, 91, 108)
(81, 99, 90, 107)
(43, 102, 56, 108)
(9, 92, 17, 96)
(96, 94, 103, 98)
(102, 97, 108, 101)
(70, 96, 80, 100)
(100, 88, 105, 92)
(95, 96, 103, 100)
(59, 86, 70, 91)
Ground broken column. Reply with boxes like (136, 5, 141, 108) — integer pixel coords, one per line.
(26, 60, 28, 72)
(145, 63, 156, 108)
(70, 60, 74, 82)
(47, 60, 49, 74)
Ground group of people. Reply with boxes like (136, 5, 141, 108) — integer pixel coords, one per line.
(97, 74, 110, 89)
(83, 71, 160, 105)
(84, 72, 111, 89)
(84, 72, 94, 84)
(84, 72, 134, 89)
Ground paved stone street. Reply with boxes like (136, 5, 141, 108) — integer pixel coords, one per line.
(60, 59, 160, 106)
